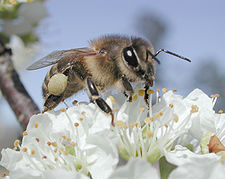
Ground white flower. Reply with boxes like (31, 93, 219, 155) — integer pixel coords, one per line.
(0, 102, 118, 179)
(113, 89, 193, 164)
(108, 158, 160, 179)
(8, 35, 40, 71)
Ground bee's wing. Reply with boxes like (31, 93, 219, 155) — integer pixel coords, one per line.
(26, 48, 97, 70)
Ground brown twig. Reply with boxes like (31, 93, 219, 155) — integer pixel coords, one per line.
(0, 40, 40, 130)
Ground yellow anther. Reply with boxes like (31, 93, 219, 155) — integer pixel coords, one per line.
(36, 138, 40, 142)
(1, 173, 7, 177)
(157, 88, 160, 92)
(23, 147, 28, 152)
(34, 123, 39, 128)
(115, 120, 125, 127)
(146, 130, 153, 138)
(62, 136, 66, 139)
(81, 111, 86, 115)
(211, 94, 220, 98)
(54, 148, 57, 153)
(123, 125, 128, 129)
(79, 118, 84, 121)
(159, 112, 163, 116)
(140, 108, 145, 112)
(14, 140, 20, 147)
(55, 157, 58, 161)
(66, 138, 71, 142)
(72, 100, 78, 104)
(52, 142, 57, 147)
(219, 109, 223, 114)
(31, 150, 35, 155)
(61, 108, 66, 112)
(156, 113, 161, 118)
(164, 124, 168, 128)
(144, 117, 151, 123)
(129, 123, 133, 127)
(27, 0, 33, 2)
(47, 141, 52, 146)
(174, 114, 179, 122)
(23, 131, 28, 136)
(162, 88, 167, 93)
(109, 96, 115, 104)
(114, 107, 119, 111)
(64, 150, 69, 155)
(13, 147, 17, 151)
(138, 90, 145, 96)
(133, 94, 138, 101)
(169, 104, 174, 108)
(191, 105, 199, 113)
(74, 123, 79, 127)
(134, 122, 141, 128)
(147, 89, 154, 94)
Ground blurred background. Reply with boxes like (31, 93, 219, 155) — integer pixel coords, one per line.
(0, 0, 225, 160)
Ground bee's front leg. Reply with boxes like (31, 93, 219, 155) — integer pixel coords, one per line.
(87, 77, 114, 126)
(144, 84, 149, 108)
(121, 75, 133, 102)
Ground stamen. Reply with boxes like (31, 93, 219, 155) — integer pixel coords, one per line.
(115, 121, 125, 127)
(174, 114, 179, 122)
(74, 123, 79, 127)
(190, 105, 199, 113)
(147, 89, 154, 94)
(23, 131, 28, 136)
(61, 108, 66, 112)
(1, 173, 7, 177)
(133, 94, 138, 101)
(31, 150, 36, 155)
(14, 140, 20, 147)
(140, 108, 145, 112)
(22, 147, 28, 152)
(34, 123, 39, 128)
(169, 104, 174, 108)
(146, 130, 153, 138)
(109, 96, 115, 104)
(138, 90, 145, 96)
(162, 88, 167, 93)
(208, 135, 225, 153)
(72, 100, 78, 105)
(36, 138, 40, 142)
(218, 109, 223, 114)
(79, 118, 84, 121)
(52, 142, 57, 147)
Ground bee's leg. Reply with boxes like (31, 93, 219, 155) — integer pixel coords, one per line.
(144, 84, 149, 108)
(121, 75, 133, 102)
(42, 94, 64, 112)
(87, 77, 114, 126)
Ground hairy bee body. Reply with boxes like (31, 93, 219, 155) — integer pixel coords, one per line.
(27, 35, 190, 124)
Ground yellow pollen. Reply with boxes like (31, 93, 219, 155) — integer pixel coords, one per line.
(159, 112, 163, 116)
(157, 88, 160, 92)
(66, 138, 71, 142)
(129, 123, 133, 127)
(47, 141, 52, 146)
(123, 125, 128, 129)
(162, 88, 167, 93)
(55, 157, 58, 161)
(14, 140, 20, 147)
(134, 122, 141, 128)
(79, 118, 84, 121)
(147, 89, 154, 94)
(72, 100, 78, 104)
(150, 117, 154, 121)
(74, 123, 79, 127)
(156, 113, 161, 118)
(61, 108, 66, 112)
(23, 131, 28, 136)
(114, 107, 119, 112)
(54, 148, 57, 153)
(133, 94, 138, 101)
(13, 147, 17, 151)
(219, 109, 223, 114)
(34, 123, 38, 128)
(81, 111, 86, 115)
(174, 114, 179, 122)
(62, 136, 66, 139)
(42, 156, 47, 159)
(31, 150, 35, 155)
(140, 108, 145, 112)
(191, 105, 199, 113)
(36, 138, 40, 142)
(146, 130, 153, 138)
(164, 124, 168, 128)
(22, 148, 28, 152)
(115, 120, 125, 127)
(138, 90, 145, 96)
(109, 96, 115, 104)
(72, 142, 76, 147)
(169, 104, 174, 108)
(52, 142, 57, 147)
(1, 173, 7, 177)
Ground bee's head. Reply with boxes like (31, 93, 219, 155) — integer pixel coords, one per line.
(122, 37, 157, 86)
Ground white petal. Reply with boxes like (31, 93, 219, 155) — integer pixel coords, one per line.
(108, 158, 160, 179)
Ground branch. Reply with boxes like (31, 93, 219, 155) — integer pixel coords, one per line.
(0, 40, 40, 130)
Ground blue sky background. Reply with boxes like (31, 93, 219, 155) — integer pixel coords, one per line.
(1, 0, 225, 145)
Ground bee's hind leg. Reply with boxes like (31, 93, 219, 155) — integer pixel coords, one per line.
(87, 77, 114, 126)
(42, 94, 64, 113)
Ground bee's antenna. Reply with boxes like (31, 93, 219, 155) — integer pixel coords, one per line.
(147, 51, 161, 64)
(155, 49, 191, 62)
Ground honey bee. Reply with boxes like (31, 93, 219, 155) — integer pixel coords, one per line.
(27, 35, 190, 125)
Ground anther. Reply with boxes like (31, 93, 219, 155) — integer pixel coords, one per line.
(115, 121, 125, 127)
(162, 88, 167, 93)
(52, 142, 57, 147)
(14, 140, 20, 147)
(72, 100, 78, 104)
(140, 108, 145, 112)
(61, 108, 66, 112)
(218, 109, 223, 114)
(191, 105, 199, 113)
(23, 148, 28, 152)
(133, 95, 138, 101)
(169, 104, 174, 108)
(34, 123, 38, 128)
(74, 123, 79, 127)
(31, 150, 36, 155)
(174, 114, 179, 122)
(147, 89, 154, 94)
(109, 96, 115, 104)
(23, 131, 28, 136)
(36, 138, 40, 142)
(138, 90, 145, 96)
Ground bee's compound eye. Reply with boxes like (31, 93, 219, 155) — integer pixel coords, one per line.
(122, 47, 138, 68)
